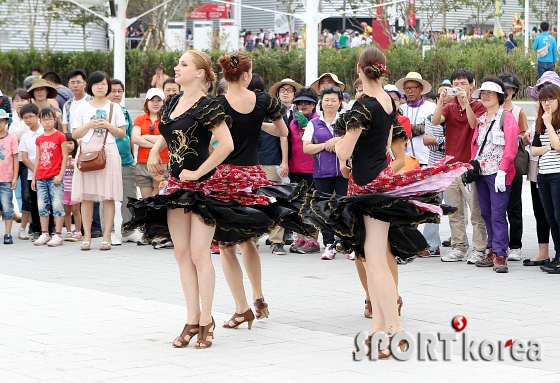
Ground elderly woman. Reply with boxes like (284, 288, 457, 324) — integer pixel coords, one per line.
(302, 86, 348, 259)
(71, 71, 126, 251)
(469, 77, 520, 273)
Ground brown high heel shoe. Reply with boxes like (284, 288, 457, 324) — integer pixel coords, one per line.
(172, 323, 199, 348)
(397, 296, 403, 316)
(195, 317, 215, 349)
(223, 308, 255, 329)
(254, 298, 269, 319)
(364, 299, 372, 319)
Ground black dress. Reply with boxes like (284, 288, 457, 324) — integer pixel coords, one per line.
(123, 95, 288, 241)
(301, 96, 469, 262)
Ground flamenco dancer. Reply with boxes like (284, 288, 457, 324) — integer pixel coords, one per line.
(125, 50, 235, 349)
(213, 52, 289, 329)
(303, 47, 468, 358)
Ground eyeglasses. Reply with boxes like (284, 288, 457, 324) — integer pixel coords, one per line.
(479, 90, 495, 97)
(541, 98, 557, 104)
(149, 125, 155, 134)
(295, 101, 314, 106)
(403, 86, 421, 91)
(279, 87, 294, 94)
(95, 83, 108, 88)
(111, 89, 124, 94)
(322, 85, 341, 94)
(68, 81, 85, 85)
(40, 117, 55, 121)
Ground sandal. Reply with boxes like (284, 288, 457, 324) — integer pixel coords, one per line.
(223, 308, 255, 329)
(195, 317, 215, 349)
(254, 298, 269, 319)
(364, 299, 372, 319)
(100, 241, 111, 251)
(81, 241, 91, 251)
(173, 324, 199, 348)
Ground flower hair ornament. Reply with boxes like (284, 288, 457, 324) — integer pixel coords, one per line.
(369, 62, 387, 77)
(227, 55, 239, 74)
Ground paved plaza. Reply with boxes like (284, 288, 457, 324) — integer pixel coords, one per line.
(1, 179, 560, 383)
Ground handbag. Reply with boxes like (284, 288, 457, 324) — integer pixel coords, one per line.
(462, 119, 496, 185)
(77, 102, 113, 173)
(536, 40, 549, 58)
(514, 136, 530, 175)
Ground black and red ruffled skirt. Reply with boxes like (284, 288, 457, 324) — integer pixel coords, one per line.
(124, 165, 314, 246)
(301, 157, 469, 262)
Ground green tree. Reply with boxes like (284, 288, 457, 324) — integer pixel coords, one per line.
(55, 2, 107, 50)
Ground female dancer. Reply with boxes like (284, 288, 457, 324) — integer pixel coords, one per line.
(126, 50, 234, 349)
(303, 48, 468, 358)
(214, 52, 289, 329)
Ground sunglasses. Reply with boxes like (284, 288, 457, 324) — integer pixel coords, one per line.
(295, 100, 314, 106)
(322, 85, 341, 93)
(149, 125, 155, 134)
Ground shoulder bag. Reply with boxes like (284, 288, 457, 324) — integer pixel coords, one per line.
(77, 102, 113, 173)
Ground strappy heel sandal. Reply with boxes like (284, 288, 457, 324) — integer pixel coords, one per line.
(364, 299, 372, 319)
(172, 324, 199, 348)
(222, 308, 255, 329)
(397, 296, 403, 316)
(195, 317, 215, 349)
(254, 298, 269, 319)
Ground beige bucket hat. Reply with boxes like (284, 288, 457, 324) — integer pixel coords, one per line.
(269, 78, 303, 97)
(395, 72, 432, 95)
(310, 73, 346, 93)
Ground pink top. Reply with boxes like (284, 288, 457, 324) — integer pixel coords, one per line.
(0, 133, 19, 182)
(288, 113, 316, 174)
(470, 109, 519, 185)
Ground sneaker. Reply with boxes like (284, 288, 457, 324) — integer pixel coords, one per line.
(271, 244, 286, 255)
(430, 247, 441, 256)
(66, 230, 83, 242)
(289, 238, 306, 253)
(442, 237, 452, 247)
(298, 240, 321, 254)
(493, 255, 508, 273)
(31, 232, 41, 242)
(284, 231, 294, 245)
(18, 228, 29, 240)
(347, 251, 355, 260)
(111, 233, 122, 246)
(507, 248, 522, 261)
(47, 234, 64, 247)
(137, 235, 150, 246)
(211, 240, 220, 254)
(122, 231, 140, 243)
(34, 233, 51, 246)
(466, 249, 485, 264)
(475, 252, 496, 267)
(4, 234, 13, 244)
(418, 250, 431, 258)
(321, 244, 336, 260)
(440, 248, 466, 262)
(154, 238, 174, 249)
(541, 255, 560, 272)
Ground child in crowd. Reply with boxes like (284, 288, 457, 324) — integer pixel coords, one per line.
(63, 133, 82, 242)
(31, 108, 68, 246)
(18, 103, 43, 241)
(0, 109, 19, 244)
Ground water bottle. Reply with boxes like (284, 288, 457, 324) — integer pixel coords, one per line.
(276, 166, 290, 184)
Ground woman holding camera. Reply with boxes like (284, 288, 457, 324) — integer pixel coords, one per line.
(469, 77, 520, 273)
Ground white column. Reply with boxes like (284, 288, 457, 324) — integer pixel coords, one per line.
(305, 0, 321, 85)
(111, 0, 130, 106)
(524, 0, 529, 54)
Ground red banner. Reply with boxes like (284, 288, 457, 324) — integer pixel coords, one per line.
(376, 0, 384, 19)
(407, 0, 416, 26)
(188, 3, 231, 19)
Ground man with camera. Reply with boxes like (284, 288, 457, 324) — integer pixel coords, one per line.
(432, 69, 488, 264)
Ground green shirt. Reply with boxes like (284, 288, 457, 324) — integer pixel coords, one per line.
(340, 34, 349, 48)
(115, 106, 134, 167)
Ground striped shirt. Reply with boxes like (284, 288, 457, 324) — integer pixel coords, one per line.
(64, 158, 75, 191)
(532, 130, 560, 174)
(424, 114, 446, 165)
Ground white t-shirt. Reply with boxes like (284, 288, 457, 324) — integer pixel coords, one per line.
(302, 113, 339, 142)
(62, 95, 89, 132)
(9, 114, 30, 161)
(18, 126, 44, 180)
(72, 101, 126, 144)
(400, 100, 437, 165)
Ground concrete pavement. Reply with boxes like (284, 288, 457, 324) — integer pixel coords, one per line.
(1, 179, 560, 382)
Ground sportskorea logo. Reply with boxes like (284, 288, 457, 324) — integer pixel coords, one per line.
(353, 316, 542, 361)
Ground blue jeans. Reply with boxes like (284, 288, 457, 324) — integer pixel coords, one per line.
(36, 177, 65, 218)
(0, 182, 14, 220)
(18, 163, 31, 214)
(537, 173, 560, 254)
(538, 61, 555, 79)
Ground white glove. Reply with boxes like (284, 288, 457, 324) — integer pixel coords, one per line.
(495, 170, 506, 193)
(465, 183, 473, 195)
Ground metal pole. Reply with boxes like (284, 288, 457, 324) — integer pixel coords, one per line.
(305, 0, 320, 85)
(342, 0, 346, 31)
(524, 0, 529, 54)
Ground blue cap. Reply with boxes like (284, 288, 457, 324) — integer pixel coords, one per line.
(343, 92, 350, 98)
(439, 79, 452, 86)
(0, 109, 12, 124)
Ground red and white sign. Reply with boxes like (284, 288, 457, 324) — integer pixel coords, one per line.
(188, 3, 231, 20)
